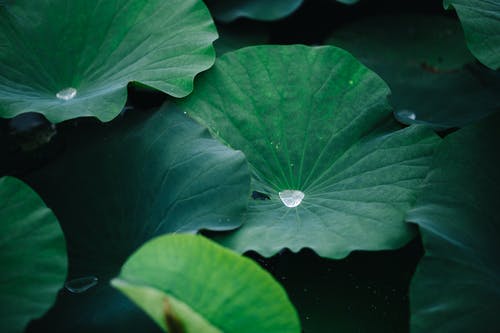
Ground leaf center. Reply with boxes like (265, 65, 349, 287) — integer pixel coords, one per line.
(56, 87, 77, 101)
(279, 190, 305, 208)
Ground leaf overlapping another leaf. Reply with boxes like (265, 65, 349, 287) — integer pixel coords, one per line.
(179, 45, 440, 259)
(0, 0, 217, 122)
(24, 105, 250, 332)
(445, 0, 500, 70)
(112, 234, 301, 333)
(408, 113, 500, 332)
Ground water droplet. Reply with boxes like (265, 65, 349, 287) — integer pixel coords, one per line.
(65, 276, 98, 294)
(395, 109, 416, 122)
(56, 87, 77, 101)
(349, 80, 354, 85)
(279, 190, 305, 208)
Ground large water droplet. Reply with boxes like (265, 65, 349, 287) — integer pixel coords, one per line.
(65, 276, 98, 294)
(56, 87, 77, 101)
(279, 190, 305, 208)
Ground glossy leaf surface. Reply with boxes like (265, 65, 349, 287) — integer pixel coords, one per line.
(0, 0, 217, 122)
(445, 0, 500, 69)
(25, 105, 250, 332)
(180, 45, 439, 258)
(112, 234, 301, 333)
(0, 177, 67, 333)
(408, 113, 500, 332)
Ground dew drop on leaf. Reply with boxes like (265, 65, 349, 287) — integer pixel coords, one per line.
(56, 87, 77, 101)
(395, 109, 417, 121)
(279, 190, 305, 208)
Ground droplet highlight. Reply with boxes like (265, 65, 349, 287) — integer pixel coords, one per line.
(279, 190, 305, 208)
(64, 276, 98, 294)
(395, 109, 416, 121)
(56, 87, 77, 101)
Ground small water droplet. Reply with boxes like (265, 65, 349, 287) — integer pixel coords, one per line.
(278, 190, 305, 208)
(65, 276, 98, 294)
(56, 87, 77, 101)
(349, 80, 354, 85)
(395, 109, 416, 121)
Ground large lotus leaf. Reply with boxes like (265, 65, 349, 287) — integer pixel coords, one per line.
(24, 104, 250, 333)
(407, 113, 500, 332)
(0, 176, 67, 333)
(112, 234, 301, 332)
(445, 0, 500, 70)
(179, 45, 439, 258)
(327, 14, 500, 129)
(0, 0, 217, 123)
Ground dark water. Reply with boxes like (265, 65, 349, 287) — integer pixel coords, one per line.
(247, 237, 423, 333)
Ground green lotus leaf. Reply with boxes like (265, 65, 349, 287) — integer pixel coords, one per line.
(444, 0, 500, 70)
(327, 14, 500, 129)
(178, 45, 439, 259)
(407, 113, 500, 332)
(0, 0, 217, 123)
(204, 0, 360, 22)
(24, 104, 250, 332)
(112, 234, 301, 333)
(0, 176, 67, 333)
